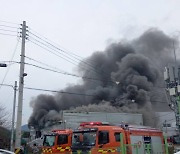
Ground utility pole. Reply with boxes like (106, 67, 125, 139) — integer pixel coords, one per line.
(164, 64, 180, 137)
(15, 21, 27, 149)
(10, 81, 17, 151)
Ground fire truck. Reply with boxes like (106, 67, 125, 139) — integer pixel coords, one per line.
(42, 129, 72, 154)
(71, 122, 167, 154)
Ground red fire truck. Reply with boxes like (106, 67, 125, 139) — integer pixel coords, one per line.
(71, 122, 167, 154)
(42, 129, 72, 154)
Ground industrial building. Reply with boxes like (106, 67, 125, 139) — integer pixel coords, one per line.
(41, 111, 143, 132)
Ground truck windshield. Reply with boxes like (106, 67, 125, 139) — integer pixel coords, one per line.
(43, 135, 56, 147)
(72, 132, 96, 146)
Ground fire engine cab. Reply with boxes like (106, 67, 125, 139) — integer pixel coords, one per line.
(71, 122, 166, 154)
(42, 129, 72, 154)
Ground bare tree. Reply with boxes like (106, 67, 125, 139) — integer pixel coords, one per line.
(0, 104, 10, 128)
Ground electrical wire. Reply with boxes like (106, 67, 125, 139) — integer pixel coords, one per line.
(29, 32, 97, 68)
(0, 83, 14, 88)
(24, 61, 114, 83)
(29, 36, 82, 64)
(28, 37, 110, 81)
(0, 20, 19, 25)
(24, 56, 66, 72)
(28, 36, 103, 76)
(0, 32, 17, 37)
(24, 86, 96, 97)
(24, 55, 114, 83)
(0, 24, 18, 29)
(0, 22, 20, 37)
(29, 27, 96, 64)
(28, 39, 83, 67)
(0, 38, 20, 90)
(0, 61, 19, 66)
(28, 37, 111, 81)
(0, 28, 18, 33)
(28, 31, 110, 78)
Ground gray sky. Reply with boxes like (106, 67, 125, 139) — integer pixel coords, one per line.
(0, 0, 180, 125)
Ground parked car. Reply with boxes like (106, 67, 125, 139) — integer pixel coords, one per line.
(0, 149, 14, 154)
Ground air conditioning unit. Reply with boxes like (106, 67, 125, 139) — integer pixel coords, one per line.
(169, 88, 176, 96)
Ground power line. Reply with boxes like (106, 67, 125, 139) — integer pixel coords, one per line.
(24, 56, 66, 72)
(29, 27, 96, 64)
(0, 28, 18, 33)
(0, 61, 19, 66)
(28, 39, 82, 67)
(29, 36, 82, 64)
(0, 39, 20, 90)
(24, 55, 114, 83)
(0, 61, 167, 88)
(28, 36, 99, 73)
(0, 32, 17, 37)
(24, 61, 114, 83)
(29, 31, 96, 68)
(28, 31, 110, 78)
(28, 36, 110, 79)
(0, 20, 19, 25)
(0, 23, 20, 37)
(24, 86, 96, 97)
(0, 83, 14, 88)
(0, 58, 114, 83)
(0, 24, 18, 29)
(28, 37, 108, 78)
(2, 61, 166, 88)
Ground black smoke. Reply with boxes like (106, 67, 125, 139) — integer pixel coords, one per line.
(28, 29, 178, 129)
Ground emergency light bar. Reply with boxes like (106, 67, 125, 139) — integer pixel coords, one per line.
(80, 121, 110, 127)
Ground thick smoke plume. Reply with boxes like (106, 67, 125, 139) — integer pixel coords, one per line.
(28, 29, 178, 129)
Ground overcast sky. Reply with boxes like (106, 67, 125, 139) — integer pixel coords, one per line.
(0, 0, 180, 125)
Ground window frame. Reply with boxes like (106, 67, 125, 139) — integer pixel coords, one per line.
(114, 132, 121, 142)
(57, 134, 68, 145)
(98, 131, 109, 145)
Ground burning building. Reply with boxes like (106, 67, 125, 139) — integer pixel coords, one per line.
(28, 28, 178, 129)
